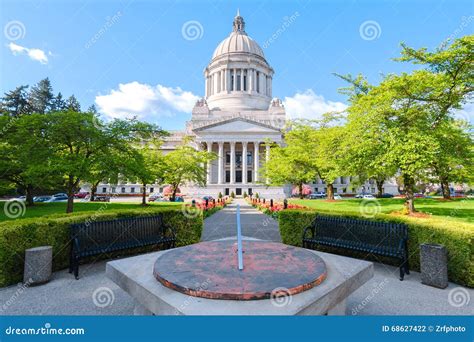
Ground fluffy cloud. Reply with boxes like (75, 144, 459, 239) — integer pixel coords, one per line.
(7, 42, 49, 64)
(95, 82, 199, 122)
(284, 89, 347, 120)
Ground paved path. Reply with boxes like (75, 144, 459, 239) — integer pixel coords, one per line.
(201, 199, 281, 242)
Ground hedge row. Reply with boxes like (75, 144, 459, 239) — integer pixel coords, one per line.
(279, 210, 473, 288)
(0, 207, 203, 287)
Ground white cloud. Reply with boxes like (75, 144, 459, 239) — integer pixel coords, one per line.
(7, 42, 49, 64)
(283, 89, 347, 120)
(95, 82, 199, 122)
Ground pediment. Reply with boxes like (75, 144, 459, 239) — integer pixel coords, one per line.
(193, 118, 280, 133)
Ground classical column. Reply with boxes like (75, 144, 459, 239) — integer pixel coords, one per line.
(218, 142, 224, 184)
(220, 70, 224, 93)
(248, 69, 253, 93)
(230, 142, 236, 184)
(265, 143, 271, 184)
(223, 69, 227, 92)
(207, 142, 212, 184)
(254, 142, 260, 183)
(262, 74, 267, 96)
(242, 142, 248, 184)
(232, 69, 236, 91)
(205, 77, 209, 98)
(240, 69, 244, 91)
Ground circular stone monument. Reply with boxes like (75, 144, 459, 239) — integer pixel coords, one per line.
(153, 240, 327, 300)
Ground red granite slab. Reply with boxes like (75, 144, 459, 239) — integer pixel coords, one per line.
(153, 240, 327, 300)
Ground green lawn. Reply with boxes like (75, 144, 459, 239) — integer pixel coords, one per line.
(290, 198, 474, 224)
(0, 201, 182, 222)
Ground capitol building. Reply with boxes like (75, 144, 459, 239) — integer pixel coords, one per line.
(91, 12, 398, 199)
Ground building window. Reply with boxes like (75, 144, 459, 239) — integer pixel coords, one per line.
(243, 75, 247, 91)
(149, 187, 154, 193)
(225, 170, 230, 183)
(247, 152, 253, 165)
(111, 187, 116, 193)
(236, 170, 242, 183)
(121, 187, 125, 193)
(226, 152, 230, 164)
(231, 75, 234, 91)
(343, 188, 347, 193)
(102, 187, 107, 193)
(236, 152, 242, 166)
(247, 170, 252, 183)
(131, 187, 135, 193)
(237, 72, 241, 91)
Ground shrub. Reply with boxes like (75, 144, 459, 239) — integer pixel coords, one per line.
(218, 192, 223, 199)
(230, 191, 235, 198)
(279, 210, 473, 287)
(243, 192, 248, 198)
(0, 207, 203, 287)
(254, 192, 259, 199)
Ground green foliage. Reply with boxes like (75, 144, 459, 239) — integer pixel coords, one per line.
(230, 191, 235, 198)
(254, 192, 259, 199)
(0, 207, 203, 287)
(243, 191, 248, 198)
(279, 209, 473, 287)
(218, 192, 223, 199)
(162, 139, 216, 201)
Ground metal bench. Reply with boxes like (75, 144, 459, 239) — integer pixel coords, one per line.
(69, 214, 176, 279)
(302, 215, 409, 280)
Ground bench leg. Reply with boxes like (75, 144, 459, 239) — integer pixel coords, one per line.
(74, 261, 79, 280)
(404, 258, 410, 275)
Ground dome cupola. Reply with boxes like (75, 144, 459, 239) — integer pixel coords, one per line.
(205, 11, 274, 111)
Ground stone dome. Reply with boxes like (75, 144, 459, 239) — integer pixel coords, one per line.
(211, 10, 265, 60)
(212, 32, 265, 60)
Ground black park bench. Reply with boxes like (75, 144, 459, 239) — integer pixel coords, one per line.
(302, 215, 410, 280)
(69, 214, 176, 279)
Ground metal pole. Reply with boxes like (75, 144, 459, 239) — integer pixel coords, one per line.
(236, 204, 243, 270)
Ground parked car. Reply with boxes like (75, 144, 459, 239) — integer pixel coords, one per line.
(355, 193, 364, 198)
(148, 193, 165, 202)
(16, 196, 26, 201)
(33, 196, 52, 203)
(74, 192, 89, 199)
(46, 195, 68, 202)
(414, 193, 425, 198)
(171, 196, 184, 202)
(379, 193, 394, 198)
(92, 196, 110, 202)
(333, 194, 342, 200)
(308, 192, 326, 199)
(362, 194, 376, 199)
(52, 193, 68, 198)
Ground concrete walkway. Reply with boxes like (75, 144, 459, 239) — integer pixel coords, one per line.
(0, 200, 472, 315)
(201, 199, 281, 242)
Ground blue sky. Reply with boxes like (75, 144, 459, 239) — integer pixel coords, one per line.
(1, 0, 473, 129)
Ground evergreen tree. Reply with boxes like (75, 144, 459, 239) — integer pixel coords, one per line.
(1, 85, 30, 117)
(66, 95, 81, 112)
(51, 92, 66, 111)
(28, 78, 54, 113)
(87, 104, 98, 114)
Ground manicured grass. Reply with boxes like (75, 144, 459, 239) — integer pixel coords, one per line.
(0, 201, 182, 222)
(290, 198, 474, 224)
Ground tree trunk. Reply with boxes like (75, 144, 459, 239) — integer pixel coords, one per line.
(171, 185, 177, 202)
(25, 184, 34, 206)
(403, 174, 415, 214)
(440, 177, 451, 200)
(376, 179, 384, 198)
(327, 183, 334, 200)
(298, 183, 304, 199)
(66, 176, 77, 213)
(90, 181, 99, 201)
(141, 183, 147, 205)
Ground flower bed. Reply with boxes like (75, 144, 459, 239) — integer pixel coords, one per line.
(246, 198, 308, 218)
